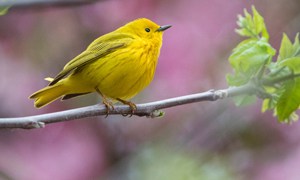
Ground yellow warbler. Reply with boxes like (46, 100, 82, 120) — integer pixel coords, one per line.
(29, 18, 171, 112)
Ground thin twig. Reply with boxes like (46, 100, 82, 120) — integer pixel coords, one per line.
(0, 0, 100, 8)
(0, 84, 252, 129)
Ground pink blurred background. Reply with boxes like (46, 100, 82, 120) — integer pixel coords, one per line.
(1, 0, 300, 179)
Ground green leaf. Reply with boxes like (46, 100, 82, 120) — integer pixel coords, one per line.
(278, 57, 300, 73)
(252, 6, 269, 39)
(278, 34, 293, 61)
(276, 79, 300, 122)
(261, 82, 283, 114)
(273, 57, 300, 122)
(235, 6, 269, 39)
(262, 99, 271, 112)
(226, 73, 249, 86)
(278, 33, 300, 61)
(229, 39, 275, 74)
(227, 38, 275, 86)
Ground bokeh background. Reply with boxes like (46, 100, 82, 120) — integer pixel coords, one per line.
(1, 0, 300, 179)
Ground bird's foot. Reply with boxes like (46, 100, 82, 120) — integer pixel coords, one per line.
(102, 99, 115, 117)
(117, 98, 137, 117)
(96, 87, 115, 117)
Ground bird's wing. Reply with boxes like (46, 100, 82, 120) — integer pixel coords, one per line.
(49, 33, 133, 86)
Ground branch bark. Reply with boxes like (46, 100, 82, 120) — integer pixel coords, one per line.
(0, 84, 252, 129)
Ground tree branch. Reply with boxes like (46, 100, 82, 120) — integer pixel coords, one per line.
(0, 72, 296, 129)
(0, 84, 252, 129)
(0, 0, 100, 8)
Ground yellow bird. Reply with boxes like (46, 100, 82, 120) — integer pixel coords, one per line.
(29, 18, 171, 112)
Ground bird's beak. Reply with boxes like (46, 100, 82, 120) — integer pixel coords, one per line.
(156, 25, 172, 32)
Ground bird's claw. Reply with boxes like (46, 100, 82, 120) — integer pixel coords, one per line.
(117, 98, 137, 117)
(102, 100, 115, 117)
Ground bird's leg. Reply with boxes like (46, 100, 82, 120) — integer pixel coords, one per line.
(95, 87, 114, 117)
(116, 98, 137, 117)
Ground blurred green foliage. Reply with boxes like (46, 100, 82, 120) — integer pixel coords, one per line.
(125, 145, 238, 180)
(0, 0, 11, 16)
(0, 6, 9, 15)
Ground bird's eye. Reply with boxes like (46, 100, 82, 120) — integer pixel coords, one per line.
(145, 28, 150, 32)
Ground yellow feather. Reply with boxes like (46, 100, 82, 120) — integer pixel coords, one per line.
(29, 18, 171, 108)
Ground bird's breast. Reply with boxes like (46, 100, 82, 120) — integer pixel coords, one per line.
(92, 40, 160, 100)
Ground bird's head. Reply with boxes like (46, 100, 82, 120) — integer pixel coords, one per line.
(118, 18, 171, 40)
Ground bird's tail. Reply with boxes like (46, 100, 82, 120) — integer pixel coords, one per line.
(29, 82, 67, 108)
